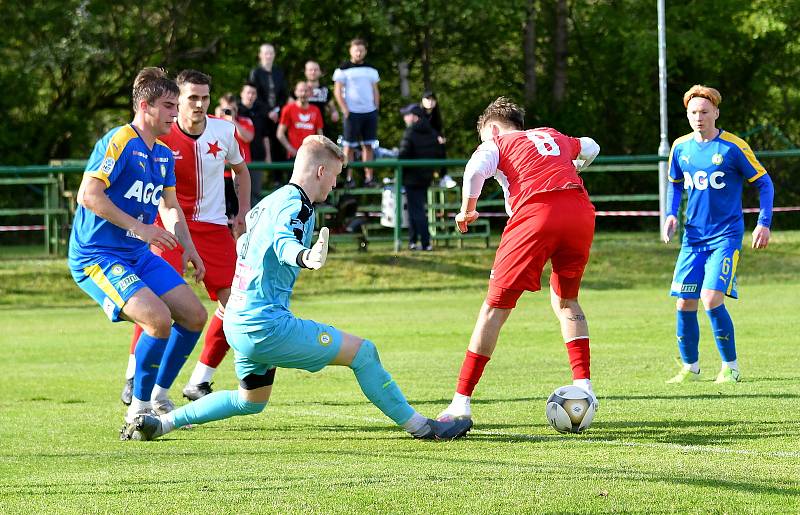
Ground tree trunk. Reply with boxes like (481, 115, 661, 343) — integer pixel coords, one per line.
(523, 0, 537, 103)
(552, 0, 568, 107)
(421, 23, 432, 93)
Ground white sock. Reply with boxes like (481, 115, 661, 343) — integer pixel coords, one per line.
(402, 412, 430, 437)
(724, 360, 738, 371)
(443, 392, 471, 417)
(683, 361, 700, 373)
(573, 378, 594, 394)
(451, 392, 471, 408)
(127, 397, 151, 422)
(125, 354, 136, 380)
(189, 362, 216, 386)
(151, 385, 170, 402)
(159, 414, 176, 434)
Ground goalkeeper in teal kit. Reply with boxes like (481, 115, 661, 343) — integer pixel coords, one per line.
(124, 135, 472, 441)
(663, 85, 774, 384)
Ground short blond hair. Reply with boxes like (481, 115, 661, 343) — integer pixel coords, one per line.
(297, 135, 347, 166)
(683, 85, 721, 108)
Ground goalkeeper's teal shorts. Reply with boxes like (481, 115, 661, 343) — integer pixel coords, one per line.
(227, 314, 343, 379)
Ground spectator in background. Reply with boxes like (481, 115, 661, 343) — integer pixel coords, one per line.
(305, 60, 340, 140)
(334, 38, 380, 188)
(215, 93, 254, 232)
(249, 43, 289, 168)
(277, 81, 324, 159)
(238, 82, 270, 204)
(398, 103, 443, 251)
(421, 91, 455, 188)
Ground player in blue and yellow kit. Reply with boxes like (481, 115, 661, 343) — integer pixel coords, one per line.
(124, 135, 472, 441)
(662, 85, 774, 384)
(69, 68, 208, 429)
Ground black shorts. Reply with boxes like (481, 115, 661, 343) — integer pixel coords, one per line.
(342, 110, 379, 148)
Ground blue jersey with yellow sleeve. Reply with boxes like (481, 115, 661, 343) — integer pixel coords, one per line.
(68, 124, 176, 264)
(225, 184, 315, 333)
(667, 130, 769, 250)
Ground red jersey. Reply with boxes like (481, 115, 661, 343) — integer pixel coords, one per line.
(463, 128, 584, 215)
(278, 102, 323, 150)
(160, 116, 244, 225)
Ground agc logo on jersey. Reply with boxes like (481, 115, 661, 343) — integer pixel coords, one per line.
(123, 180, 164, 205)
(683, 170, 726, 190)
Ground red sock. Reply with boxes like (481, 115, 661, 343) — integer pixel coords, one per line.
(456, 350, 491, 396)
(130, 324, 143, 354)
(199, 310, 230, 368)
(565, 337, 591, 379)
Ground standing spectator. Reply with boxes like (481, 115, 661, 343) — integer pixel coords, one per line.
(333, 38, 380, 188)
(398, 103, 442, 251)
(249, 43, 289, 168)
(238, 82, 270, 204)
(305, 60, 340, 140)
(421, 91, 455, 188)
(215, 93, 255, 231)
(277, 81, 324, 159)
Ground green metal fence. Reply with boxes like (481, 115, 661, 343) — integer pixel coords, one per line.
(1, 150, 797, 254)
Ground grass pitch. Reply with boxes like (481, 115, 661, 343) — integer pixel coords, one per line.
(0, 232, 799, 513)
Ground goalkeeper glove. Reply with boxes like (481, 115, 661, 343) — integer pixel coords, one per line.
(302, 227, 329, 270)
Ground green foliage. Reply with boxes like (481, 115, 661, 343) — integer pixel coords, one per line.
(1, 0, 799, 212)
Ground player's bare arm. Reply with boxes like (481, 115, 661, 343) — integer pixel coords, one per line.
(230, 160, 252, 237)
(158, 188, 205, 282)
(77, 175, 178, 250)
(372, 83, 380, 111)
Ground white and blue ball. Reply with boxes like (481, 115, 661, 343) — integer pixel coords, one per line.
(545, 385, 596, 434)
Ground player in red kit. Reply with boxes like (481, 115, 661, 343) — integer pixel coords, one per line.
(437, 97, 600, 423)
(120, 69, 252, 410)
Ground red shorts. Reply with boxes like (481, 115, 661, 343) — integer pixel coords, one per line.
(152, 220, 237, 301)
(487, 188, 595, 309)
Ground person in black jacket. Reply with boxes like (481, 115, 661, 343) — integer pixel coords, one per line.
(398, 103, 443, 251)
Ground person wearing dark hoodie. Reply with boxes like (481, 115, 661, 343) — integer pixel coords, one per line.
(398, 103, 443, 251)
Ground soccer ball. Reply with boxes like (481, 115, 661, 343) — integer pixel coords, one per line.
(545, 385, 596, 434)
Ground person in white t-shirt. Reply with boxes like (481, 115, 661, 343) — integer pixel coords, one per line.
(333, 38, 380, 188)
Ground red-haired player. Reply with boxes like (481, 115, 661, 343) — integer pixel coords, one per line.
(438, 97, 600, 423)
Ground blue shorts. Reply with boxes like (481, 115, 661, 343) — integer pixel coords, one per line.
(70, 251, 185, 322)
(670, 246, 740, 299)
(226, 315, 343, 379)
(342, 110, 379, 149)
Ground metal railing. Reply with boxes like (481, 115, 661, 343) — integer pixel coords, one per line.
(2, 149, 797, 253)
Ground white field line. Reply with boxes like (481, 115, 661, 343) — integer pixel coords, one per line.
(289, 407, 800, 459)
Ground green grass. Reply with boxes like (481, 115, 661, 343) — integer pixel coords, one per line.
(1, 232, 799, 513)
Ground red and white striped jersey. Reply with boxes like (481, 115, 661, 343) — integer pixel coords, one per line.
(160, 116, 244, 225)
